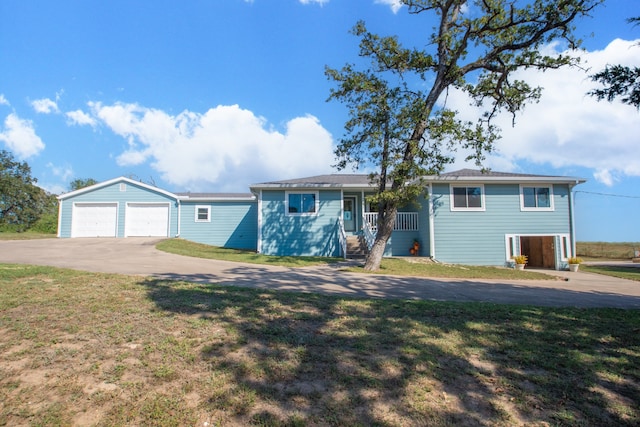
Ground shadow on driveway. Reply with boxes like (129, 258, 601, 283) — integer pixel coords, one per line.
(152, 264, 640, 309)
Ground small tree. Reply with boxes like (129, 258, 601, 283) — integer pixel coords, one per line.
(326, 0, 602, 270)
(589, 17, 640, 109)
(0, 150, 49, 231)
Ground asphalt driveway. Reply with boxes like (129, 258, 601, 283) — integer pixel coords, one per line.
(1, 237, 639, 308)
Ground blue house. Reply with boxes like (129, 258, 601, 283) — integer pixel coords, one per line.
(57, 169, 585, 269)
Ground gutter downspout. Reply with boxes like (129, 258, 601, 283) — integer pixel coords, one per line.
(568, 181, 578, 257)
(428, 183, 436, 260)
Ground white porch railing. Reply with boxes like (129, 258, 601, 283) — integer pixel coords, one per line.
(363, 212, 419, 232)
(338, 218, 347, 259)
(362, 220, 376, 251)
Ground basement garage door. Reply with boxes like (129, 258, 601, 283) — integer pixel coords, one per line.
(71, 203, 118, 237)
(125, 203, 170, 237)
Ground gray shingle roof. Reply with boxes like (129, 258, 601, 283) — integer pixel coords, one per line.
(251, 174, 376, 188)
(428, 169, 585, 183)
(438, 168, 561, 178)
(251, 169, 585, 188)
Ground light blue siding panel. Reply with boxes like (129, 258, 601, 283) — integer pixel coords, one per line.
(179, 201, 257, 250)
(387, 192, 430, 257)
(432, 183, 572, 265)
(58, 181, 178, 238)
(261, 190, 342, 257)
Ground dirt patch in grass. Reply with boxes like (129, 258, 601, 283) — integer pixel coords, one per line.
(1, 264, 639, 426)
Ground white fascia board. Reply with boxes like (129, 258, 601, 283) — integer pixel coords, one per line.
(249, 184, 376, 191)
(422, 176, 586, 185)
(179, 195, 257, 202)
(57, 176, 180, 200)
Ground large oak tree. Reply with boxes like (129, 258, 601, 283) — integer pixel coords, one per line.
(326, 0, 602, 270)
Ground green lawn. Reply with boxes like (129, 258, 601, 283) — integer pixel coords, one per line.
(583, 265, 640, 282)
(0, 231, 56, 240)
(1, 264, 638, 426)
(157, 238, 345, 267)
(157, 238, 554, 280)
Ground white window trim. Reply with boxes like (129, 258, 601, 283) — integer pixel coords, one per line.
(450, 184, 486, 212)
(504, 233, 571, 262)
(520, 184, 554, 211)
(285, 191, 319, 216)
(195, 205, 211, 222)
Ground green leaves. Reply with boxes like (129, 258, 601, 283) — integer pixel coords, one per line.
(590, 64, 640, 109)
(0, 150, 55, 232)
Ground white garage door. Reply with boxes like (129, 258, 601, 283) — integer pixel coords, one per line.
(125, 203, 170, 237)
(72, 203, 118, 238)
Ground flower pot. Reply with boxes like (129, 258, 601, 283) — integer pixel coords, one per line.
(515, 263, 525, 271)
(569, 264, 579, 272)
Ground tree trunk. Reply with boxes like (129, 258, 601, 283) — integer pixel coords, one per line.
(364, 205, 397, 271)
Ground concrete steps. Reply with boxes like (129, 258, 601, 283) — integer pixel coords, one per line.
(346, 235, 368, 259)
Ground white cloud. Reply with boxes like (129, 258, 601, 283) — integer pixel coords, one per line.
(31, 98, 60, 114)
(0, 94, 9, 106)
(442, 38, 640, 186)
(86, 102, 335, 191)
(0, 113, 46, 158)
(46, 162, 74, 181)
(299, 0, 330, 5)
(66, 109, 97, 127)
(375, 0, 403, 13)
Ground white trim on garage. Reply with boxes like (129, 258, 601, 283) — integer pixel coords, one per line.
(124, 202, 171, 237)
(71, 202, 118, 238)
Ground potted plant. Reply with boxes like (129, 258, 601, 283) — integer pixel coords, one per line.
(512, 254, 528, 270)
(411, 238, 420, 256)
(568, 257, 582, 272)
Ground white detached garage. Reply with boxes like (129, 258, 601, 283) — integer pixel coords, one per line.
(58, 177, 179, 239)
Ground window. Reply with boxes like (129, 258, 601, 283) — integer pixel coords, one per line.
(195, 205, 210, 222)
(286, 192, 318, 215)
(520, 185, 554, 211)
(450, 185, 484, 211)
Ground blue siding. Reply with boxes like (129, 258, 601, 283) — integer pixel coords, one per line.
(179, 201, 257, 250)
(260, 190, 342, 257)
(58, 181, 179, 238)
(390, 192, 431, 257)
(432, 183, 571, 265)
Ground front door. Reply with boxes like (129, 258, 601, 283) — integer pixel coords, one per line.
(520, 236, 556, 269)
(343, 197, 356, 232)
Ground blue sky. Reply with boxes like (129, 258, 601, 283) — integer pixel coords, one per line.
(0, 0, 638, 242)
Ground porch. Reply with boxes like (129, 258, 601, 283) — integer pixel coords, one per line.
(340, 211, 421, 259)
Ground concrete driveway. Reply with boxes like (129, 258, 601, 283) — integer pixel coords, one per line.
(1, 238, 639, 308)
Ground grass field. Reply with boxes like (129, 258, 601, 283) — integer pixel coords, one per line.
(1, 264, 639, 426)
(577, 242, 640, 260)
(158, 238, 553, 280)
(0, 231, 56, 240)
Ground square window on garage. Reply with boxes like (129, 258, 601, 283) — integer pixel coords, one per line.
(195, 206, 211, 222)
